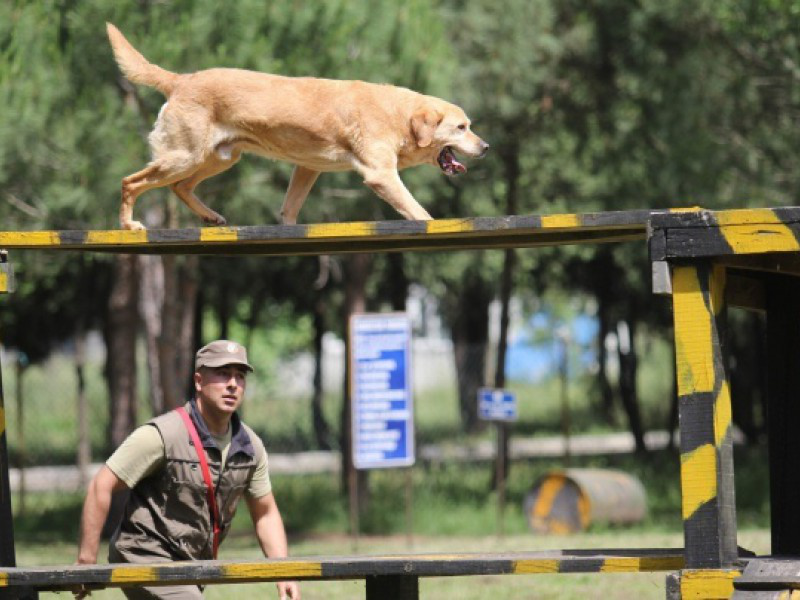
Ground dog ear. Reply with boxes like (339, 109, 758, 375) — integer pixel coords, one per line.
(411, 110, 443, 148)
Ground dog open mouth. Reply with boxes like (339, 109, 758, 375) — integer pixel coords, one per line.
(437, 147, 467, 175)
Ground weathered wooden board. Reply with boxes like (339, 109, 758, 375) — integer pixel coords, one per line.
(671, 263, 738, 569)
(0, 211, 654, 256)
(0, 549, 685, 591)
(651, 207, 800, 260)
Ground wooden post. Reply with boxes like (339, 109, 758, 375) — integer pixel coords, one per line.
(0, 251, 23, 600)
(365, 575, 419, 600)
(671, 262, 737, 568)
(765, 275, 800, 555)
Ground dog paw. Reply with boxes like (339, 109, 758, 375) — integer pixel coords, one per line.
(203, 215, 227, 226)
(121, 220, 146, 231)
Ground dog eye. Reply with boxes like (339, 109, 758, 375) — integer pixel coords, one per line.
(457, 124, 467, 131)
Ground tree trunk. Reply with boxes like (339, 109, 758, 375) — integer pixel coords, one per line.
(451, 271, 492, 433)
(140, 255, 165, 415)
(617, 317, 646, 453)
(491, 145, 519, 490)
(140, 251, 199, 415)
(596, 294, 617, 424)
(341, 254, 371, 514)
(105, 254, 140, 450)
(159, 255, 198, 410)
(14, 360, 26, 516)
(75, 330, 91, 488)
(312, 296, 332, 450)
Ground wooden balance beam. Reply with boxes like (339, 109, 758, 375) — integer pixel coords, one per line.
(0, 549, 685, 599)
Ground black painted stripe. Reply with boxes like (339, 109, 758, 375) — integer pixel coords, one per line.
(679, 392, 716, 455)
(683, 499, 724, 569)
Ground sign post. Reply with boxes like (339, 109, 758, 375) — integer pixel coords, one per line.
(478, 388, 517, 537)
(349, 313, 415, 541)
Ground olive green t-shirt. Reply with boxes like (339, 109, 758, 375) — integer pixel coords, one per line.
(106, 422, 272, 498)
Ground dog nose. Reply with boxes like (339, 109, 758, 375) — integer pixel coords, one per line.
(479, 141, 490, 158)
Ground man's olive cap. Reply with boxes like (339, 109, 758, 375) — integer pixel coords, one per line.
(194, 340, 254, 372)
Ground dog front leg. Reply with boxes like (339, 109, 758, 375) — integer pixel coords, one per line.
(280, 166, 320, 225)
(360, 168, 432, 221)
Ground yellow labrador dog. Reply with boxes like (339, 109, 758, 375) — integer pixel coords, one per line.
(106, 24, 489, 230)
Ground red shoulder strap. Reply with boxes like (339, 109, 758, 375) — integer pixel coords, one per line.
(177, 406, 221, 559)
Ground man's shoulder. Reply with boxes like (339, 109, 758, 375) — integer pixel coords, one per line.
(238, 420, 267, 456)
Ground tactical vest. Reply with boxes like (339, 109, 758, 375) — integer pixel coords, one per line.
(109, 400, 260, 562)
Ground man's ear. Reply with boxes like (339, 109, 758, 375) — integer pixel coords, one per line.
(411, 110, 443, 148)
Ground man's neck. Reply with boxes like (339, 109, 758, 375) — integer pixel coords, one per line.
(194, 399, 232, 436)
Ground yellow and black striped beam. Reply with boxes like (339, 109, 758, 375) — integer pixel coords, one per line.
(0, 549, 685, 593)
(650, 207, 800, 260)
(0, 211, 654, 256)
(672, 263, 738, 570)
(0, 251, 10, 294)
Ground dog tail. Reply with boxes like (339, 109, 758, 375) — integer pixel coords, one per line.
(106, 23, 178, 96)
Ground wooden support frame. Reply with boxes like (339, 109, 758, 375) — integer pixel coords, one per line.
(671, 262, 738, 569)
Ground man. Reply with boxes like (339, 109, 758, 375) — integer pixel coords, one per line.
(77, 340, 300, 600)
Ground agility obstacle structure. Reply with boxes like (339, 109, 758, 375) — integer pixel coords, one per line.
(1, 206, 799, 599)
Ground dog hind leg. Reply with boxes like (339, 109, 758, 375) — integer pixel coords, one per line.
(170, 151, 242, 226)
(120, 153, 202, 230)
(280, 166, 321, 225)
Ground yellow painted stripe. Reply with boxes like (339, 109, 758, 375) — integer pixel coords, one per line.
(85, 230, 149, 245)
(223, 562, 323, 579)
(714, 381, 732, 447)
(716, 209, 800, 254)
(199, 227, 239, 242)
(426, 219, 474, 234)
(0, 232, 61, 246)
(541, 214, 580, 228)
(673, 267, 715, 396)
(0, 572, 6, 587)
(512, 559, 559, 574)
(110, 566, 158, 583)
(532, 475, 565, 520)
(681, 444, 717, 520)
(670, 206, 704, 213)
(0, 405, 5, 437)
(306, 222, 375, 238)
(716, 208, 782, 225)
(0, 271, 6, 293)
(599, 556, 683, 572)
(680, 569, 739, 599)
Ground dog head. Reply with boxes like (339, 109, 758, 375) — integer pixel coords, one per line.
(411, 102, 489, 175)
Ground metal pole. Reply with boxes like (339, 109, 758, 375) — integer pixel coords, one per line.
(405, 467, 414, 548)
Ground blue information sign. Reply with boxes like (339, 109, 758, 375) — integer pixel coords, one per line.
(350, 313, 415, 469)
(478, 388, 517, 421)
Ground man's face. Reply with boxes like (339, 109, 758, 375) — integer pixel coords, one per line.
(194, 365, 248, 416)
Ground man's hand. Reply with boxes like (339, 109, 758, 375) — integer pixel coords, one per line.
(277, 580, 300, 599)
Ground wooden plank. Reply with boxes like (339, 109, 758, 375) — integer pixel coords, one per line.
(765, 277, 800, 555)
(672, 263, 738, 568)
(0, 211, 655, 256)
(651, 207, 800, 259)
(0, 549, 685, 591)
(679, 569, 740, 599)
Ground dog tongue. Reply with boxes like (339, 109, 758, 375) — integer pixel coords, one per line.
(439, 147, 467, 175)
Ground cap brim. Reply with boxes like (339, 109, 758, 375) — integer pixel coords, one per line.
(196, 359, 254, 372)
